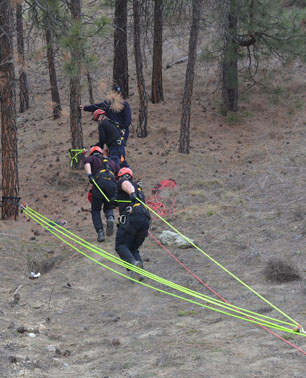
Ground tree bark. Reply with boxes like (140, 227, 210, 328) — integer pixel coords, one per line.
(45, 27, 62, 119)
(113, 0, 129, 98)
(68, 0, 83, 169)
(86, 69, 94, 104)
(178, 0, 202, 154)
(16, 3, 29, 113)
(222, 0, 238, 113)
(0, 0, 19, 220)
(151, 0, 164, 104)
(133, 0, 148, 138)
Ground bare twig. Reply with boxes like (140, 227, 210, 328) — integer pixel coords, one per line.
(48, 282, 56, 310)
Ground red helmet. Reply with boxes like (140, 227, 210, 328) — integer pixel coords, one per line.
(89, 146, 103, 155)
(117, 167, 133, 179)
(92, 109, 105, 121)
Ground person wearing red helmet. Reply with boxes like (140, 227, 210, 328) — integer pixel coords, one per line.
(90, 108, 127, 168)
(84, 146, 119, 242)
(80, 85, 132, 145)
(114, 167, 151, 280)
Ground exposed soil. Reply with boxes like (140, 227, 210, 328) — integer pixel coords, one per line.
(1, 37, 306, 377)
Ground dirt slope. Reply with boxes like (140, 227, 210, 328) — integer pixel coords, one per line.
(1, 52, 306, 377)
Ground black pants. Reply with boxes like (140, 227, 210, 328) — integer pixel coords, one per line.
(115, 213, 150, 266)
(91, 177, 116, 232)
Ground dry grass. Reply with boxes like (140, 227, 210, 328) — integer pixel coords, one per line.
(263, 259, 301, 283)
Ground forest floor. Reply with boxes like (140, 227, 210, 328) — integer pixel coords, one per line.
(1, 41, 306, 377)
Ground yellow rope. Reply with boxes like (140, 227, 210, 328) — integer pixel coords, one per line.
(136, 198, 300, 326)
(21, 205, 304, 336)
(66, 181, 301, 328)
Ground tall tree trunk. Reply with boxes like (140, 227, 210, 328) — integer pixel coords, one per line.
(81, 48, 94, 104)
(178, 0, 202, 154)
(151, 0, 164, 104)
(45, 27, 61, 119)
(133, 0, 148, 138)
(68, 0, 83, 169)
(222, 0, 238, 113)
(113, 0, 129, 98)
(86, 69, 94, 104)
(16, 3, 29, 113)
(0, 0, 19, 220)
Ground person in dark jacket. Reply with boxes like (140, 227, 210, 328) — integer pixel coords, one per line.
(91, 109, 125, 167)
(84, 146, 119, 242)
(80, 86, 132, 144)
(114, 167, 151, 281)
(80, 86, 131, 166)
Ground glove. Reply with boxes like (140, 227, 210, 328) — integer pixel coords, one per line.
(108, 197, 115, 207)
(130, 192, 137, 203)
(88, 174, 94, 184)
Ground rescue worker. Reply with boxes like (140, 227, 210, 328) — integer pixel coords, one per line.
(80, 86, 131, 166)
(84, 146, 119, 242)
(91, 109, 126, 167)
(114, 167, 151, 280)
(80, 85, 132, 145)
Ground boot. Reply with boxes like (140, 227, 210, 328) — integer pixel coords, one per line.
(129, 260, 144, 281)
(97, 229, 105, 242)
(106, 216, 114, 237)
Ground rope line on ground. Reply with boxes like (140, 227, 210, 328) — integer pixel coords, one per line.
(20, 205, 305, 336)
(80, 182, 302, 328)
(136, 198, 300, 327)
(148, 230, 306, 355)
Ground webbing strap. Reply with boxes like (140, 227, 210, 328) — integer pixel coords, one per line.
(86, 183, 301, 327)
(20, 205, 305, 336)
(136, 197, 300, 326)
(68, 149, 85, 167)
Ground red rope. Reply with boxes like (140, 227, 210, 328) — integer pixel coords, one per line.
(147, 192, 176, 217)
(148, 230, 306, 356)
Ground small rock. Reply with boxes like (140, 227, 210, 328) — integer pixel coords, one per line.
(159, 230, 194, 249)
(17, 326, 27, 334)
(46, 345, 56, 352)
(8, 356, 17, 364)
(8, 321, 15, 329)
(112, 338, 120, 346)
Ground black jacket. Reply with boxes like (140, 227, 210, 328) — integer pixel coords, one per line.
(84, 101, 132, 142)
(97, 119, 121, 149)
(116, 179, 149, 219)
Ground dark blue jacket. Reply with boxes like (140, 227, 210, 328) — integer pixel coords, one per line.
(84, 100, 132, 142)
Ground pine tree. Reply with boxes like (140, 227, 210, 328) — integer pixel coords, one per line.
(179, 0, 203, 154)
(0, 0, 19, 220)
